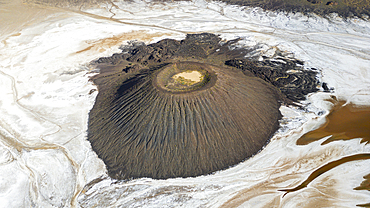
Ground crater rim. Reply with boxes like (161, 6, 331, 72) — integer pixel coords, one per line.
(153, 61, 217, 94)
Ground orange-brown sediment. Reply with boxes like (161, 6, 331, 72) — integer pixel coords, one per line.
(297, 100, 370, 145)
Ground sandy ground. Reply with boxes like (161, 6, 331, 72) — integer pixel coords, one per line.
(173, 71, 203, 83)
(0, 0, 57, 39)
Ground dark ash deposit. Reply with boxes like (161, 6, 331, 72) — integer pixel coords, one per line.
(88, 33, 321, 180)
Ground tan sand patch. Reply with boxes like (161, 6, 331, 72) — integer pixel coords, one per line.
(172, 71, 203, 84)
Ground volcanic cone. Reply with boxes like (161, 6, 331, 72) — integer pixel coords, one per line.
(88, 61, 282, 179)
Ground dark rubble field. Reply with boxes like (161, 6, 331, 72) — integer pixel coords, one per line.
(26, 0, 370, 19)
(216, 0, 370, 19)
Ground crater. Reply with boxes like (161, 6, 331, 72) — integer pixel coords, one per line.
(87, 33, 321, 180)
(154, 62, 215, 93)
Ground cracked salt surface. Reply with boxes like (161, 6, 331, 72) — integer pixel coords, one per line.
(0, 0, 370, 207)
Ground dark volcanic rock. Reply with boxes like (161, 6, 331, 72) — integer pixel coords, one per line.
(88, 33, 321, 180)
(225, 57, 320, 102)
(95, 33, 248, 67)
(26, 0, 370, 19)
(307, 0, 321, 4)
(213, 0, 370, 19)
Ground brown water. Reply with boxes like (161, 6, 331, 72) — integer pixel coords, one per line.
(297, 100, 370, 145)
(356, 173, 370, 207)
(279, 153, 370, 195)
(292, 100, 370, 207)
